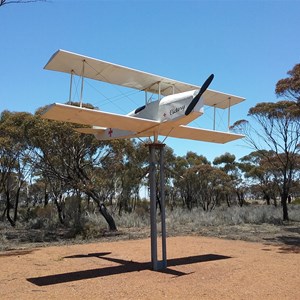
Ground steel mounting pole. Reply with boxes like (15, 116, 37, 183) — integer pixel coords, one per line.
(149, 144, 158, 270)
(159, 145, 167, 268)
(147, 142, 167, 271)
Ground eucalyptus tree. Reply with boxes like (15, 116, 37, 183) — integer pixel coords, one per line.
(239, 150, 279, 206)
(103, 139, 148, 215)
(27, 178, 49, 207)
(0, 111, 34, 226)
(173, 152, 230, 210)
(232, 99, 300, 220)
(213, 152, 246, 206)
(178, 162, 231, 211)
(275, 64, 300, 103)
(172, 152, 210, 209)
(27, 105, 121, 230)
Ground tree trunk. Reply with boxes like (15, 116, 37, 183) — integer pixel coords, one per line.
(84, 189, 117, 231)
(99, 203, 117, 231)
(54, 196, 65, 224)
(226, 194, 231, 207)
(236, 191, 244, 207)
(263, 192, 270, 205)
(13, 186, 21, 223)
(281, 194, 289, 221)
(5, 192, 15, 227)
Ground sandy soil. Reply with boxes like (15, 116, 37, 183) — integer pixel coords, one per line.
(0, 236, 299, 300)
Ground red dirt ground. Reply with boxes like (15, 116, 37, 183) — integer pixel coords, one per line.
(0, 236, 299, 300)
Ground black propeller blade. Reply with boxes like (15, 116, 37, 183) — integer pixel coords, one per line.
(185, 74, 214, 115)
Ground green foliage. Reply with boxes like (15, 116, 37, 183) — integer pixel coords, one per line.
(231, 65, 300, 221)
(275, 63, 300, 102)
(248, 101, 300, 119)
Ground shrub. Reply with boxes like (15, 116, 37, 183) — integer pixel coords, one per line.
(292, 198, 300, 205)
(165, 204, 298, 227)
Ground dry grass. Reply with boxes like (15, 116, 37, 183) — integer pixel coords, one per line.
(0, 204, 299, 251)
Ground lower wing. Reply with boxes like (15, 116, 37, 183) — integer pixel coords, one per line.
(159, 125, 244, 143)
(75, 126, 243, 144)
(42, 103, 243, 143)
(41, 103, 159, 133)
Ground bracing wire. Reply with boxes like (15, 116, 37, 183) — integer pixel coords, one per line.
(83, 60, 143, 111)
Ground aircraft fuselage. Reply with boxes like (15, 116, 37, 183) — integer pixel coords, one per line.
(95, 89, 205, 140)
(129, 89, 204, 125)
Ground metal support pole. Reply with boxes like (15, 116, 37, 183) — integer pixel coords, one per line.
(147, 143, 167, 271)
(149, 144, 158, 270)
(159, 146, 167, 269)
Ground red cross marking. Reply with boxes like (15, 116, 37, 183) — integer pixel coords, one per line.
(108, 128, 113, 137)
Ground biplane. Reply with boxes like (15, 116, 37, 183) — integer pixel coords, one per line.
(42, 50, 245, 143)
(41, 50, 245, 270)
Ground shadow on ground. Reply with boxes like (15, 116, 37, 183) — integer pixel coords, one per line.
(27, 253, 231, 286)
(0, 249, 38, 257)
(264, 224, 300, 253)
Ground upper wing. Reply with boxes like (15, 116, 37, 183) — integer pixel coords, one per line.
(41, 103, 159, 133)
(159, 125, 244, 144)
(44, 49, 245, 109)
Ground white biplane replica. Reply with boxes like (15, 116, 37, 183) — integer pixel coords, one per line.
(41, 50, 245, 271)
(42, 50, 245, 144)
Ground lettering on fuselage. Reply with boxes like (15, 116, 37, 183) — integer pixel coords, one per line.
(170, 105, 185, 116)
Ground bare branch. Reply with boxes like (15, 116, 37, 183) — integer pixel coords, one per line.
(0, 0, 47, 6)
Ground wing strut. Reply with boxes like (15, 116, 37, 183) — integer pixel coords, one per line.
(80, 60, 86, 108)
(227, 97, 231, 131)
(213, 104, 216, 130)
(213, 97, 233, 131)
(68, 71, 74, 104)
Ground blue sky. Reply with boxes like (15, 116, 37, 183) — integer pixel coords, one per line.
(1, 0, 300, 161)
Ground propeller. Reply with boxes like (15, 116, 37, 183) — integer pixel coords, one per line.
(185, 73, 214, 115)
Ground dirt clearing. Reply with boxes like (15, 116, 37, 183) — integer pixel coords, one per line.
(0, 235, 299, 299)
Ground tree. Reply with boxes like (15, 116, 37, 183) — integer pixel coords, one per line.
(275, 64, 300, 103)
(172, 152, 210, 209)
(0, 111, 34, 226)
(27, 106, 119, 230)
(239, 150, 278, 206)
(232, 100, 300, 220)
(213, 152, 246, 207)
(173, 152, 231, 211)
